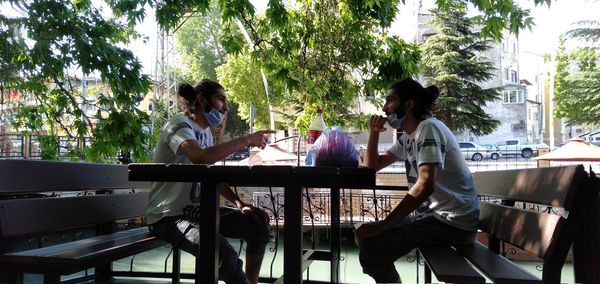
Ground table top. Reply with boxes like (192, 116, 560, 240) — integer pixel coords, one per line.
(128, 163, 376, 188)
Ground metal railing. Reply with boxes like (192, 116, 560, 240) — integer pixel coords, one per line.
(0, 133, 24, 159)
(0, 133, 92, 160)
(252, 190, 406, 227)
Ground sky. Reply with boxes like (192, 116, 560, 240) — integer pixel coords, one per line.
(517, 0, 599, 54)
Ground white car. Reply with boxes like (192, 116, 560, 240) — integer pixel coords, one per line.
(458, 142, 490, 161)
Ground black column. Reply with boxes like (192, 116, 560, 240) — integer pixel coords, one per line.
(330, 186, 340, 283)
(197, 181, 219, 284)
(284, 185, 303, 284)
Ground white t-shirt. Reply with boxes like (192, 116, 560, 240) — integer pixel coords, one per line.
(387, 118, 479, 232)
(147, 114, 213, 224)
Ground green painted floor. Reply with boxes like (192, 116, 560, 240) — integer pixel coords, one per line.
(22, 238, 575, 283)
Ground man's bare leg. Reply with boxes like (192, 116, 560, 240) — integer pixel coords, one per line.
(245, 253, 264, 284)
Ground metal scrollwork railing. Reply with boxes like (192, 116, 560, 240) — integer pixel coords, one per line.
(253, 191, 405, 226)
(536, 263, 544, 271)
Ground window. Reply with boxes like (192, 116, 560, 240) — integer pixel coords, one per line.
(459, 142, 474, 149)
(503, 41, 509, 52)
(510, 70, 518, 83)
(498, 140, 519, 146)
(511, 123, 525, 131)
(148, 102, 153, 111)
(512, 42, 517, 54)
(504, 68, 509, 81)
(502, 90, 525, 104)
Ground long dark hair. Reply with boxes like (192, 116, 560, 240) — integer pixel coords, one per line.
(389, 78, 439, 120)
(178, 79, 224, 110)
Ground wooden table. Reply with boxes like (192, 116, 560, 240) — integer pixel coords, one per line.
(128, 164, 376, 284)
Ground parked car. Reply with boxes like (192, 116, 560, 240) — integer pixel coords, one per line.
(458, 142, 490, 161)
(494, 138, 543, 158)
(225, 147, 250, 161)
(481, 143, 500, 160)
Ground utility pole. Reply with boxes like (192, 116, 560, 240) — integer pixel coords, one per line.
(548, 53, 556, 150)
(152, 23, 178, 135)
(235, 19, 276, 135)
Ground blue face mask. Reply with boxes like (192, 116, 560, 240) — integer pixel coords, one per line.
(387, 113, 406, 129)
(203, 107, 225, 128)
(387, 102, 407, 129)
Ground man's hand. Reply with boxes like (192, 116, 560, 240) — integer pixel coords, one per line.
(369, 115, 387, 133)
(245, 130, 276, 149)
(355, 222, 387, 241)
(236, 201, 270, 223)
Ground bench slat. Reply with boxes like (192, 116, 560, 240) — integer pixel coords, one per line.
(479, 202, 561, 259)
(0, 227, 163, 274)
(456, 242, 541, 283)
(473, 165, 585, 208)
(419, 246, 486, 284)
(0, 193, 149, 238)
(0, 160, 150, 194)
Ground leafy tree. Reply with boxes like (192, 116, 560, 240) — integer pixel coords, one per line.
(225, 1, 421, 133)
(216, 52, 283, 131)
(222, 101, 250, 138)
(175, 5, 226, 81)
(566, 20, 600, 45)
(113, 0, 542, 132)
(174, 6, 250, 139)
(0, 0, 550, 160)
(1, 0, 152, 162)
(148, 97, 180, 151)
(421, 1, 501, 136)
(554, 45, 600, 126)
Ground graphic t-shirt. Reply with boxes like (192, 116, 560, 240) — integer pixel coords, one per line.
(387, 118, 479, 231)
(147, 115, 213, 224)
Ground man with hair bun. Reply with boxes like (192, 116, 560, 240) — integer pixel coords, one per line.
(356, 78, 479, 283)
(147, 79, 273, 284)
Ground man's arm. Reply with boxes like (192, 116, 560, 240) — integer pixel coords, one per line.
(218, 183, 269, 221)
(379, 163, 437, 229)
(356, 163, 438, 240)
(179, 130, 274, 165)
(218, 183, 245, 209)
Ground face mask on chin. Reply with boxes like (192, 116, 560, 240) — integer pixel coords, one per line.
(387, 102, 407, 129)
(203, 107, 225, 128)
(387, 113, 406, 129)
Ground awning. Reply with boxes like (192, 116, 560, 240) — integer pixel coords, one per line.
(534, 137, 600, 161)
(242, 143, 298, 166)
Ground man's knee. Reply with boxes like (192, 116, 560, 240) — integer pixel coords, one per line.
(243, 215, 271, 255)
(359, 235, 402, 283)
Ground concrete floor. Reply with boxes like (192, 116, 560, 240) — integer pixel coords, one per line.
(21, 237, 575, 283)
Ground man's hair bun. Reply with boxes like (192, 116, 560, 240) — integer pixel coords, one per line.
(425, 85, 439, 102)
(178, 83, 196, 102)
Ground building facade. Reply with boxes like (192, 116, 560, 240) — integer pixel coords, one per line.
(414, 10, 544, 146)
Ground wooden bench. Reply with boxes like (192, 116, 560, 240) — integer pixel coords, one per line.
(419, 165, 598, 283)
(0, 160, 166, 284)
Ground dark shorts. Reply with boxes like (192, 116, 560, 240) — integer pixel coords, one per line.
(359, 215, 476, 283)
(149, 207, 270, 284)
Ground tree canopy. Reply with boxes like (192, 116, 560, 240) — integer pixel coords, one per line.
(0, 0, 552, 161)
(554, 43, 600, 127)
(174, 5, 250, 139)
(421, 1, 501, 136)
(1, 0, 152, 162)
(114, 0, 549, 132)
